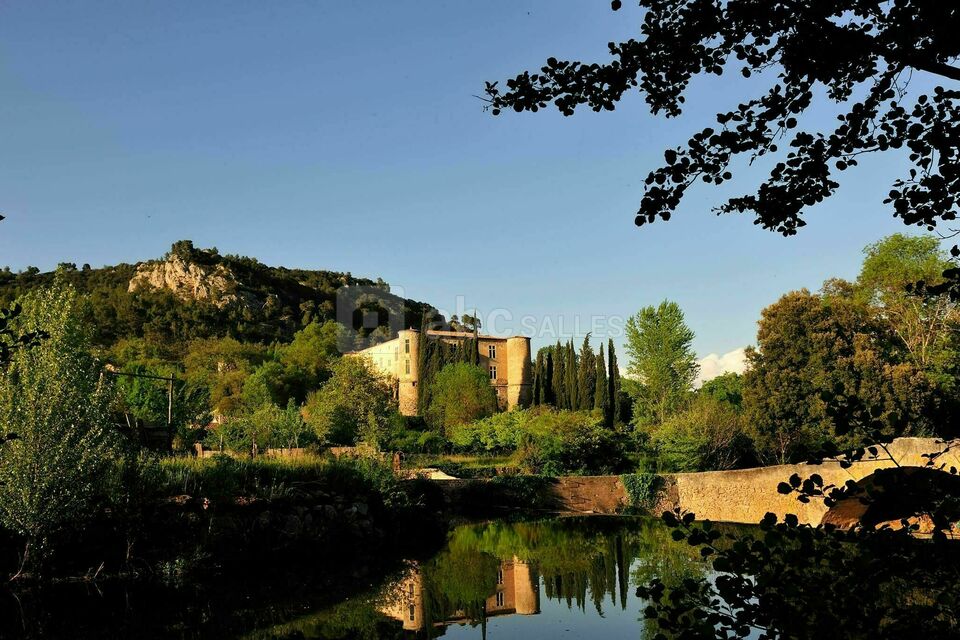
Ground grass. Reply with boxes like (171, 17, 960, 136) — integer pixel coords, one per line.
(401, 453, 517, 470)
(152, 453, 398, 503)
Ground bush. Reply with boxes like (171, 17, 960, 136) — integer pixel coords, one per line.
(621, 473, 663, 511)
(515, 409, 629, 476)
(155, 453, 400, 505)
(650, 396, 755, 472)
(0, 283, 120, 570)
(448, 410, 526, 452)
(388, 428, 448, 454)
(302, 357, 398, 449)
(207, 400, 313, 454)
(450, 407, 629, 475)
(427, 363, 498, 433)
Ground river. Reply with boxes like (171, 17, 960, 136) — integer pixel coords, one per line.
(1, 516, 723, 639)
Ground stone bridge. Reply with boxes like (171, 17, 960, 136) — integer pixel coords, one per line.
(541, 438, 960, 526)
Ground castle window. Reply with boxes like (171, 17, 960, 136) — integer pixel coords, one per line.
(489, 366, 497, 380)
(404, 338, 410, 354)
(409, 604, 416, 621)
(497, 568, 504, 585)
(495, 591, 505, 607)
(405, 359, 411, 374)
(488, 344, 497, 359)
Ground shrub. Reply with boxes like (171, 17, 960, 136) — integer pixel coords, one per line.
(448, 410, 526, 452)
(302, 356, 398, 449)
(427, 363, 498, 433)
(621, 473, 663, 511)
(515, 409, 629, 476)
(0, 283, 120, 570)
(207, 400, 313, 454)
(650, 396, 755, 471)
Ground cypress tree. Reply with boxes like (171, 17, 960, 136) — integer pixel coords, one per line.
(565, 340, 578, 410)
(543, 349, 554, 405)
(532, 350, 544, 405)
(607, 339, 620, 427)
(594, 344, 608, 414)
(552, 341, 566, 408)
(577, 335, 596, 410)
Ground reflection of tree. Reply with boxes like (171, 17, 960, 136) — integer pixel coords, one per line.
(418, 545, 500, 636)
(246, 517, 726, 639)
(442, 517, 713, 616)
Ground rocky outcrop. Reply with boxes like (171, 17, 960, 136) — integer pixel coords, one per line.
(128, 255, 246, 308)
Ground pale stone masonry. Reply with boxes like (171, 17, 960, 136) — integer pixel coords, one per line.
(351, 329, 532, 416)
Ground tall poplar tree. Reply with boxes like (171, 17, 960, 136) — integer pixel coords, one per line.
(624, 301, 699, 426)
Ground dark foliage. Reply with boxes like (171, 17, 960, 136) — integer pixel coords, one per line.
(485, 1, 960, 238)
(0, 242, 435, 355)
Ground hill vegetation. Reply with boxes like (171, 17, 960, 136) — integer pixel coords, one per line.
(0, 239, 434, 356)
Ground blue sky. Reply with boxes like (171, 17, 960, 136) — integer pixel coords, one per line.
(0, 1, 928, 362)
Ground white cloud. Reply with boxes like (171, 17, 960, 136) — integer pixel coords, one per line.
(696, 347, 748, 387)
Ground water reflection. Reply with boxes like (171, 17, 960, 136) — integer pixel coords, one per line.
(0, 516, 722, 639)
(250, 516, 715, 640)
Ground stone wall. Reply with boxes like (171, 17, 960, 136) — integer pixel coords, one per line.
(658, 437, 960, 525)
(430, 438, 960, 526)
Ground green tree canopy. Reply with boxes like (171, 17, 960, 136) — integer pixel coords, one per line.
(624, 300, 699, 426)
(0, 282, 119, 568)
(651, 395, 753, 472)
(302, 356, 397, 448)
(743, 288, 947, 464)
(427, 363, 499, 434)
(855, 234, 958, 373)
(698, 371, 744, 410)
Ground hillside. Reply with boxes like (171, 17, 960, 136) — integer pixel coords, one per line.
(0, 240, 435, 354)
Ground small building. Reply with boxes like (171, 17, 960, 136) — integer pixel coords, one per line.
(352, 329, 532, 416)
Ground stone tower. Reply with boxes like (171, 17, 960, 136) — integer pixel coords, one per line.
(397, 329, 420, 416)
(506, 336, 532, 409)
(512, 557, 540, 615)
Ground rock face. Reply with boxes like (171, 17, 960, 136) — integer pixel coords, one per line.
(128, 255, 243, 308)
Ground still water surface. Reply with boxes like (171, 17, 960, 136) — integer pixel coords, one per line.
(244, 516, 710, 640)
(2, 516, 720, 639)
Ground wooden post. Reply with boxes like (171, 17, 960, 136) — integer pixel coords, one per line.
(167, 376, 174, 449)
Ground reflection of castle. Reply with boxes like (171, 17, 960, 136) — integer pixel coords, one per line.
(353, 329, 532, 415)
(381, 556, 540, 632)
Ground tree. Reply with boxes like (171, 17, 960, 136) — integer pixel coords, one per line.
(278, 320, 342, 393)
(650, 395, 753, 471)
(624, 301, 699, 426)
(594, 344, 609, 414)
(743, 288, 947, 464)
(0, 303, 46, 368)
(183, 337, 268, 417)
(856, 234, 958, 373)
(302, 356, 397, 449)
(213, 399, 311, 454)
(607, 339, 621, 427)
(553, 340, 567, 409)
(427, 363, 499, 434)
(484, 2, 960, 242)
(577, 335, 597, 410)
(699, 371, 744, 409)
(0, 283, 119, 571)
(565, 341, 578, 410)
